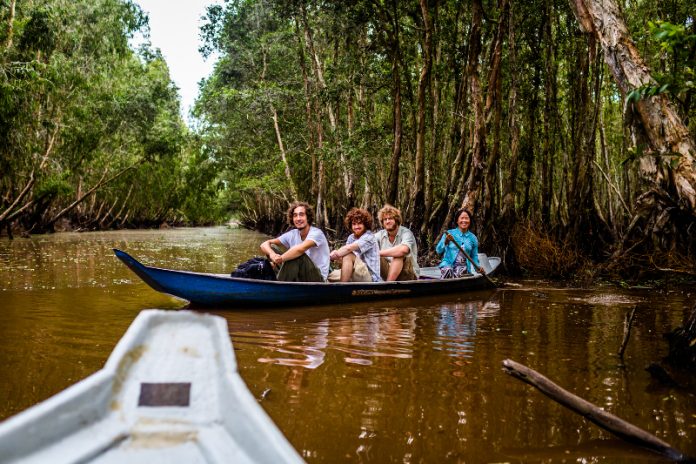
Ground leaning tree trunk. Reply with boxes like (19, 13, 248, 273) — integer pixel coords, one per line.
(569, 0, 696, 256)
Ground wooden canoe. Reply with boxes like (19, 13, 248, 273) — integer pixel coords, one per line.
(114, 248, 501, 308)
(0, 310, 304, 464)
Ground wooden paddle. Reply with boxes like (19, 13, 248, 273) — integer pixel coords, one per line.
(445, 232, 498, 287)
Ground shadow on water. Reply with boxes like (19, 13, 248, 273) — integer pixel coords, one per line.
(1, 227, 695, 463)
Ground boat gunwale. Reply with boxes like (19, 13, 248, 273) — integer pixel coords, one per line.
(114, 248, 499, 288)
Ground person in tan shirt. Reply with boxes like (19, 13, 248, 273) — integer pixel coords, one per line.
(375, 205, 420, 281)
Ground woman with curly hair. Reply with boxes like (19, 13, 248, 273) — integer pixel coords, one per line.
(329, 208, 382, 282)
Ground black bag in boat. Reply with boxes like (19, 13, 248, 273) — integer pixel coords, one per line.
(231, 257, 277, 281)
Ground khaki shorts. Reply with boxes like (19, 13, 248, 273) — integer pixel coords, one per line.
(327, 255, 372, 282)
(380, 256, 417, 281)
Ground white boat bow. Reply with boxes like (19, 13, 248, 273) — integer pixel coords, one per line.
(0, 310, 304, 464)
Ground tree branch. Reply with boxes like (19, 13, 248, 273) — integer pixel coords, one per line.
(46, 161, 142, 227)
(502, 359, 689, 461)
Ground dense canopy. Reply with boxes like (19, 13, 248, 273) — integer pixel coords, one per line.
(2, 0, 694, 278)
(0, 0, 225, 235)
(195, 0, 696, 277)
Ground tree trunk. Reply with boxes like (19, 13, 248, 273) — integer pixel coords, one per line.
(568, 33, 595, 245)
(105, 185, 134, 229)
(422, 0, 442, 239)
(0, 126, 59, 226)
(3, 0, 16, 50)
(482, 0, 509, 226)
(409, 0, 433, 233)
(300, 4, 353, 206)
(314, 99, 328, 229)
(521, 29, 541, 220)
(46, 162, 141, 229)
(502, 359, 688, 461)
(436, 1, 481, 238)
(540, 0, 557, 226)
(294, 18, 317, 201)
(271, 104, 299, 200)
(501, 7, 520, 222)
(569, 0, 696, 254)
(460, 0, 486, 216)
(376, 0, 404, 207)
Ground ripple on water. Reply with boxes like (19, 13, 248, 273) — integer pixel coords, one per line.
(230, 309, 420, 368)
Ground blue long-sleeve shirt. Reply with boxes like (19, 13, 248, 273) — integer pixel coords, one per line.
(435, 228, 480, 273)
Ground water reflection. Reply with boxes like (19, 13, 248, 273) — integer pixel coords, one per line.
(434, 302, 478, 359)
(231, 299, 498, 373)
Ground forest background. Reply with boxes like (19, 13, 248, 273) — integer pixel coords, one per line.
(1, 0, 695, 280)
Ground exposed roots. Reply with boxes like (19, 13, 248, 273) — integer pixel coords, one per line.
(510, 221, 589, 278)
(602, 249, 696, 282)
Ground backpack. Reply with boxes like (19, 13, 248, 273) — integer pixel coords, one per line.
(231, 257, 277, 281)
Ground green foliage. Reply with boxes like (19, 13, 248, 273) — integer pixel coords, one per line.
(626, 20, 695, 112)
(18, 8, 57, 55)
(34, 176, 73, 200)
(0, 0, 223, 231)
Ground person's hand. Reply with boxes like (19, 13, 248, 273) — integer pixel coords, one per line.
(444, 233, 452, 246)
(271, 252, 283, 267)
(330, 250, 341, 261)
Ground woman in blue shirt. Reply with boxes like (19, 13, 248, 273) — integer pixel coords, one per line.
(436, 208, 480, 279)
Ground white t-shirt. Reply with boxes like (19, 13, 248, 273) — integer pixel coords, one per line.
(346, 231, 382, 282)
(278, 226, 331, 280)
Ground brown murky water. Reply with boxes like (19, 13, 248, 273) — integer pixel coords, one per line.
(1, 227, 694, 462)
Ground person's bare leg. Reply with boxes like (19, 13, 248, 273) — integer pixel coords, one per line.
(340, 253, 356, 282)
(386, 256, 404, 281)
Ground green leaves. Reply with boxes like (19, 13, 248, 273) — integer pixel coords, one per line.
(626, 83, 670, 103)
(0, 0, 225, 230)
(647, 20, 693, 54)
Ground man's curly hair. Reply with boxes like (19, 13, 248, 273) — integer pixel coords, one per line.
(377, 204, 402, 226)
(286, 201, 314, 227)
(344, 207, 373, 231)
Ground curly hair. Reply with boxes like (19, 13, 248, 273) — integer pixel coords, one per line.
(286, 201, 315, 226)
(452, 208, 474, 230)
(377, 204, 402, 226)
(344, 207, 373, 231)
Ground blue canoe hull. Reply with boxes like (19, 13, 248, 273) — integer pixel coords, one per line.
(114, 249, 500, 308)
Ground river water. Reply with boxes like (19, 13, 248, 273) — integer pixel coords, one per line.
(0, 226, 694, 462)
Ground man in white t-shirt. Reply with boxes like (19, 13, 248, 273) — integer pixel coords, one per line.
(260, 201, 330, 282)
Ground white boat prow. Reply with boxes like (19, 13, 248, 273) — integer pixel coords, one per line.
(0, 310, 305, 464)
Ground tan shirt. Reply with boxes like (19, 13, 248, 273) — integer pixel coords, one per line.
(375, 226, 420, 276)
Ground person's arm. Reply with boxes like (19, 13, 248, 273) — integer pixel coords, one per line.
(284, 239, 317, 262)
(470, 237, 480, 267)
(330, 241, 360, 261)
(260, 237, 284, 265)
(379, 244, 410, 258)
(435, 233, 447, 255)
(382, 228, 416, 258)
